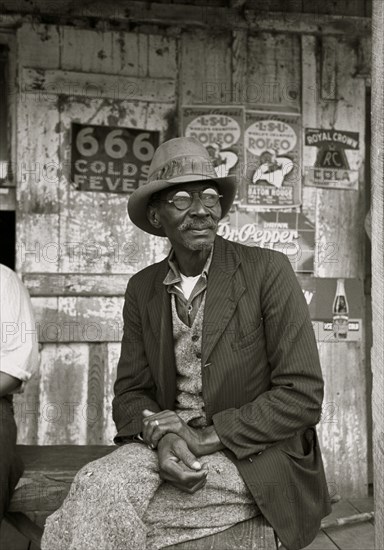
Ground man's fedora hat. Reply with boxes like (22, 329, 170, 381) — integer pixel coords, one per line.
(128, 137, 238, 236)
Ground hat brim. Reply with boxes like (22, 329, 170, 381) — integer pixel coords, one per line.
(128, 175, 238, 236)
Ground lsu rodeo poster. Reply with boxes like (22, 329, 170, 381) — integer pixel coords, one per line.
(244, 111, 302, 208)
(181, 105, 244, 201)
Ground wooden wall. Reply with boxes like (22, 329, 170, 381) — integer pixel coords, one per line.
(10, 18, 371, 497)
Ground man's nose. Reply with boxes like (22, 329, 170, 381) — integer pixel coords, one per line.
(189, 194, 209, 216)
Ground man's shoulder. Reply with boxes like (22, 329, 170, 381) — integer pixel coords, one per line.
(0, 264, 29, 299)
(129, 257, 168, 287)
(216, 236, 289, 267)
(1, 263, 18, 285)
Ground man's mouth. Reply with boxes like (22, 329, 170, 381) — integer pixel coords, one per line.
(180, 222, 216, 232)
(189, 227, 211, 231)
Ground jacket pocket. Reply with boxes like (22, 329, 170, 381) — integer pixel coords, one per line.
(231, 319, 264, 351)
(280, 428, 316, 461)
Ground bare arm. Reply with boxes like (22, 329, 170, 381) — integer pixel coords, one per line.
(0, 372, 21, 398)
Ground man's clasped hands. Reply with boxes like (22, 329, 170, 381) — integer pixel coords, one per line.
(142, 409, 224, 494)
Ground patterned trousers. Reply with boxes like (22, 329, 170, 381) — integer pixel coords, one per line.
(41, 443, 260, 550)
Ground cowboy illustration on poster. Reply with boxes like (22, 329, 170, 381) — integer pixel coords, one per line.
(181, 106, 244, 189)
(244, 111, 302, 208)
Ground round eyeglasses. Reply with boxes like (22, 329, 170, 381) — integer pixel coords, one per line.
(158, 189, 223, 211)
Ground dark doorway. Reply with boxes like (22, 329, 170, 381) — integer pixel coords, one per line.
(0, 210, 15, 269)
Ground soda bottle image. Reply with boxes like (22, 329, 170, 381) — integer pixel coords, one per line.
(332, 278, 349, 339)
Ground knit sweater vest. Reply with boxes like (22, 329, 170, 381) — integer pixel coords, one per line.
(171, 293, 207, 428)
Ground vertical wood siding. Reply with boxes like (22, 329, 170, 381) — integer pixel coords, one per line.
(13, 21, 369, 496)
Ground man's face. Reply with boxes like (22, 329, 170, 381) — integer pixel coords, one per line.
(150, 182, 222, 251)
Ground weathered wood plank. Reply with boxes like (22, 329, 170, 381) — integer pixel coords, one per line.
(60, 27, 115, 74)
(1, 3, 372, 35)
(245, 11, 371, 36)
(17, 444, 116, 476)
(17, 23, 60, 69)
(16, 214, 60, 273)
(300, 530, 338, 550)
(179, 29, 232, 105)
(317, 343, 368, 497)
(21, 68, 176, 103)
(31, 297, 124, 342)
(37, 344, 89, 444)
(348, 497, 374, 515)
(23, 273, 130, 296)
(321, 37, 338, 101)
(16, 95, 61, 214)
(323, 500, 365, 524)
(301, 0, 367, 17)
(231, 29, 247, 203)
(10, 480, 71, 513)
(301, 34, 318, 226)
(324, 510, 375, 550)
(87, 343, 107, 444)
(231, 29, 248, 104)
(356, 36, 372, 80)
(148, 34, 177, 78)
(247, 33, 301, 112)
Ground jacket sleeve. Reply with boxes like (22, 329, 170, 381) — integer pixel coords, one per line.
(112, 277, 161, 444)
(212, 251, 324, 460)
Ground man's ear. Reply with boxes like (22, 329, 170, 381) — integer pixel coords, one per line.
(147, 205, 162, 229)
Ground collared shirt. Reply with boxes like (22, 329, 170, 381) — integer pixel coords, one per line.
(163, 247, 214, 327)
(0, 264, 39, 391)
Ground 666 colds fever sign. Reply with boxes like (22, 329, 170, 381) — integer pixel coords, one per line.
(71, 123, 159, 194)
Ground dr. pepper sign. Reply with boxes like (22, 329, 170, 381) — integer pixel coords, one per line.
(71, 123, 159, 193)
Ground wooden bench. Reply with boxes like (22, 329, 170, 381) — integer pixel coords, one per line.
(6, 445, 277, 550)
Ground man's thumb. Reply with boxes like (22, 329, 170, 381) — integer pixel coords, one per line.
(176, 440, 201, 470)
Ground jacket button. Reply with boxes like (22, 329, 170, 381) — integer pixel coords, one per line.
(192, 334, 199, 341)
(196, 351, 202, 359)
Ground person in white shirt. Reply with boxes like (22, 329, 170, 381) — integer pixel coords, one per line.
(0, 263, 39, 520)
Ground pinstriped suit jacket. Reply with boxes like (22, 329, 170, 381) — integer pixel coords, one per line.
(113, 235, 331, 550)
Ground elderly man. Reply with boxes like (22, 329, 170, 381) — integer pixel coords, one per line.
(42, 137, 330, 550)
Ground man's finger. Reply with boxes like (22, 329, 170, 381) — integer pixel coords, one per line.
(162, 457, 207, 486)
(174, 439, 202, 470)
(142, 411, 157, 448)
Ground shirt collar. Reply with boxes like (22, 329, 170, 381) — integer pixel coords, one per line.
(163, 245, 214, 287)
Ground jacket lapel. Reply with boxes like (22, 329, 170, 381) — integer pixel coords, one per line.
(202, 236, 245, 366)
(147, 260, 176, 409)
